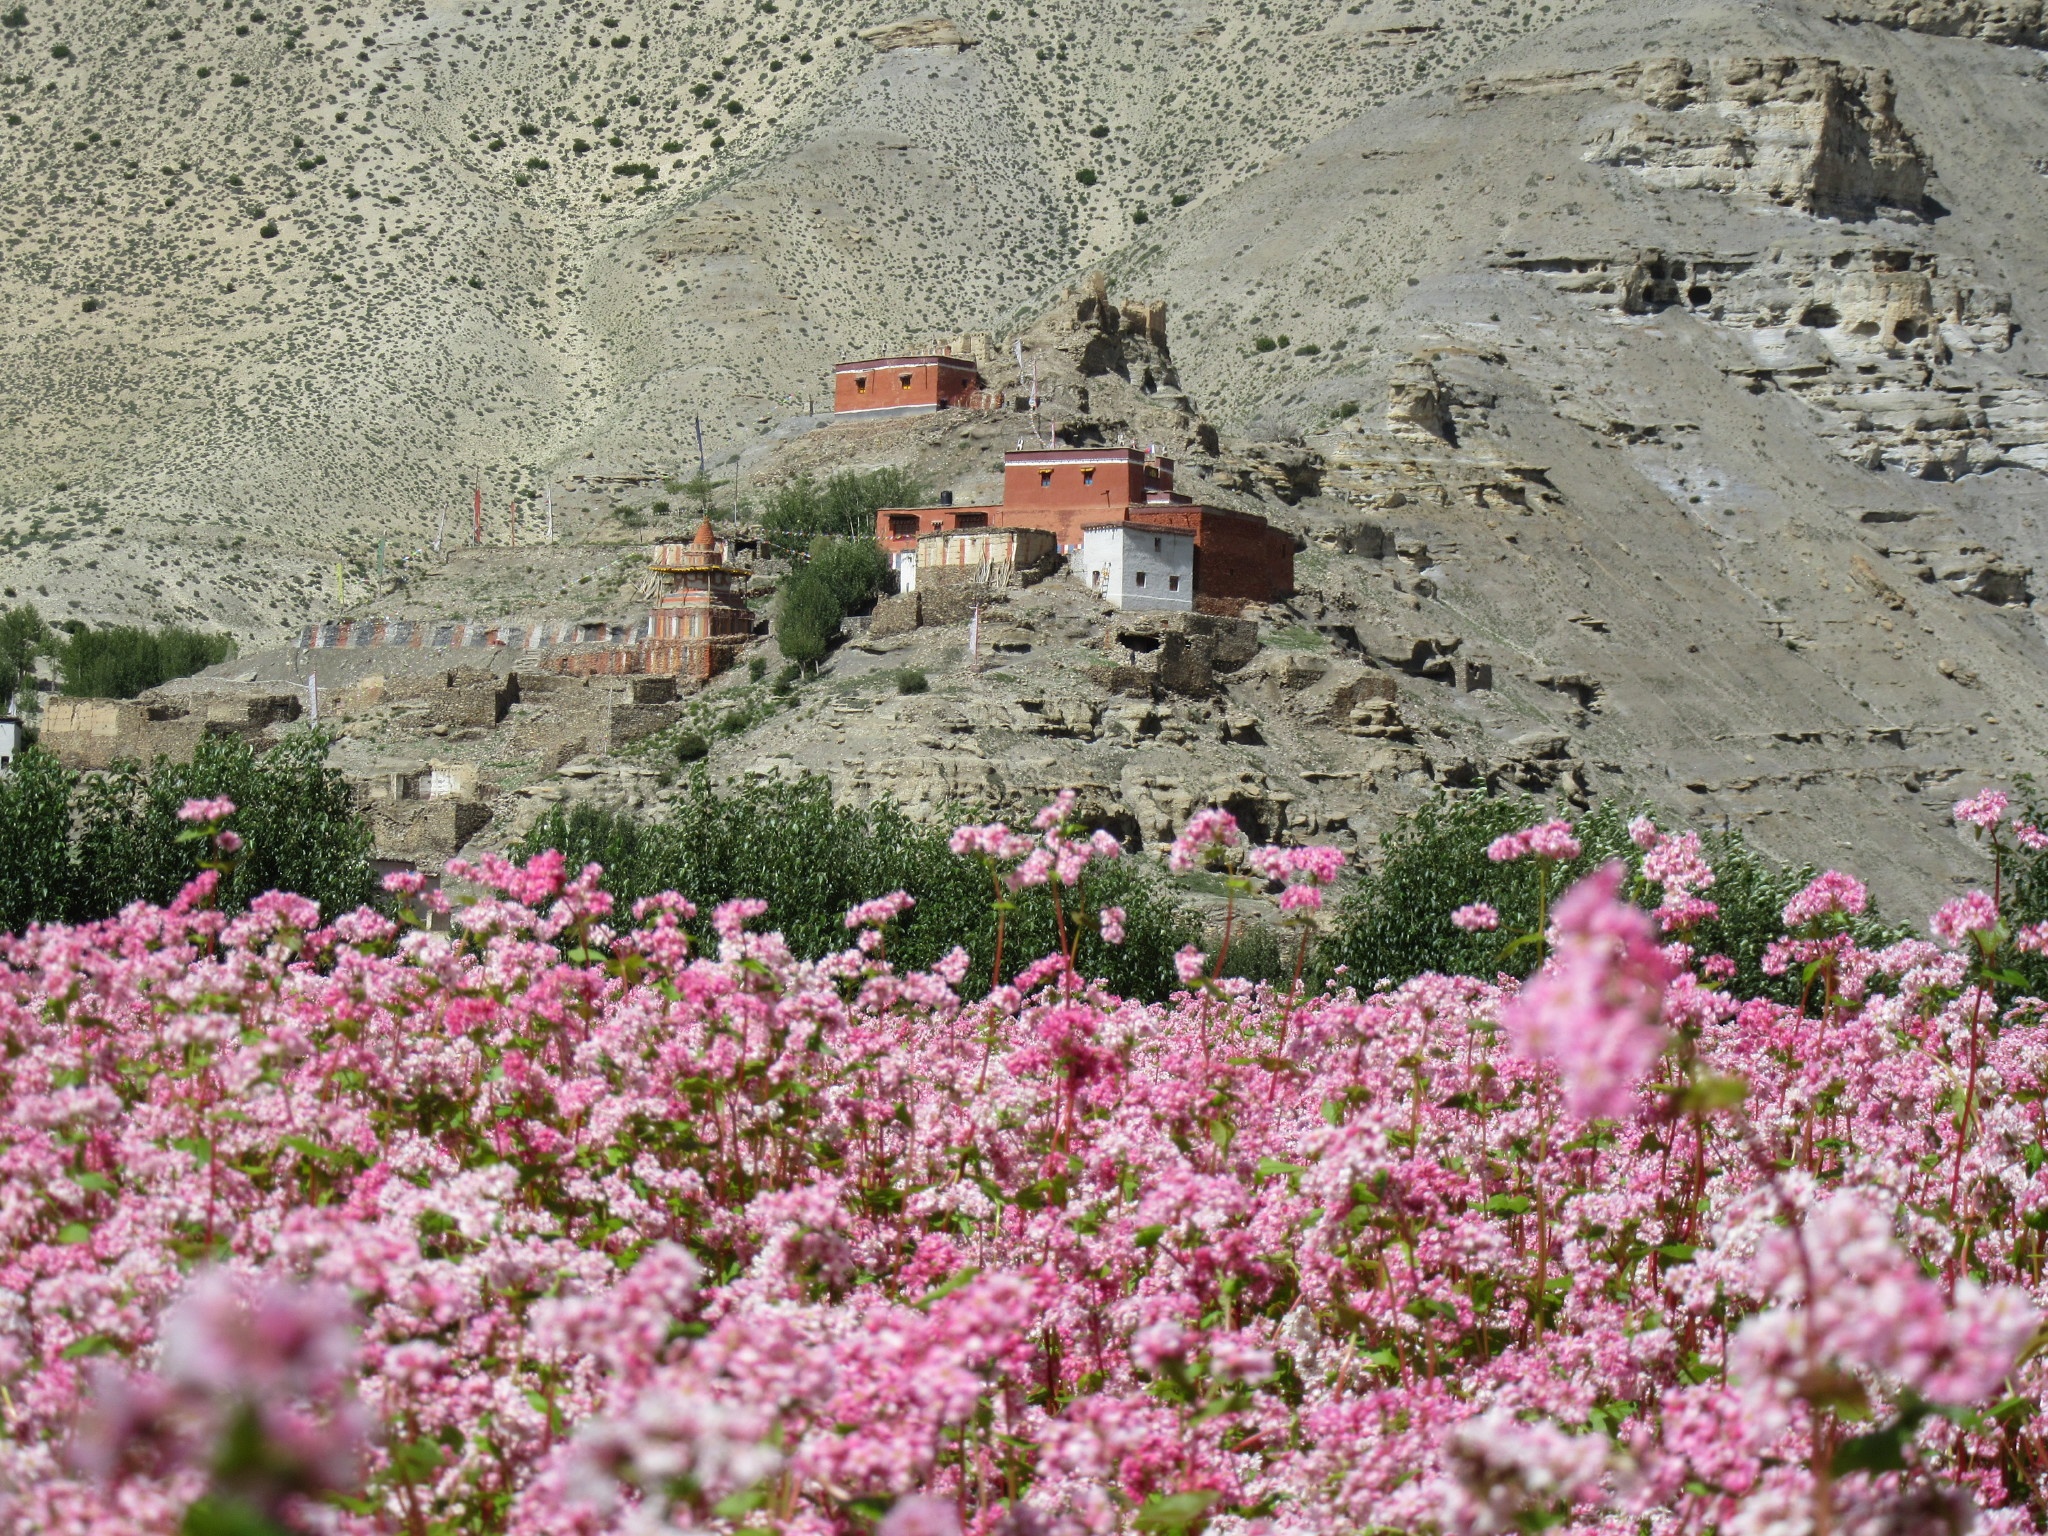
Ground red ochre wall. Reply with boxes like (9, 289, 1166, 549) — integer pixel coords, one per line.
(1001, 450, 1164, 512)
(1129, 508, 1294, 604)
(833, 358, 981, 414)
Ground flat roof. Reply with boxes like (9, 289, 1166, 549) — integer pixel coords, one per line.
(1003, 446, 1169, 465)
(1083, 520, 1193, 535)
(834, 355, 982, 372)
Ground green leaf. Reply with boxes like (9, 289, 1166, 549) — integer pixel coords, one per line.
(1480, 1194, 1532, 1214)
(1657, 1243, 1698, 1263)
(170, 1136, 213, 1163)
(55, 1223, 92, 1245)
(1134, 1224, 1168, 1249)
(388, 1434, 445, 1480)
(61, 1332, 119, 1359)
(181, 1495, 289, 1536)
(1133, 1489, 1222, 1535)
(714, 1487, 770, 1518)
(1680, 1074, 1750, 1112)
(1255, 1157, 1304, 1179)
(68, 1171, 114, 1193)
(1830, 1422, 1910, 1475)
(916, 1266, 982, 1309)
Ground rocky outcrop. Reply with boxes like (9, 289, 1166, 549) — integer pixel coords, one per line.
(1582, 58, 1928, 219)
(1385, 358, 1457, 444)
(1004, 274, 1215, 457)
(1499, 244, 2048, 481)
(1469, 56, 1930, 220)
(1098, 613, 1260, 699)
(1824, 0, 2048, 47)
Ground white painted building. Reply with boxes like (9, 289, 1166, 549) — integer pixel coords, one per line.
(0, 716, 18, 770)
(1079, 522, 1195, 612)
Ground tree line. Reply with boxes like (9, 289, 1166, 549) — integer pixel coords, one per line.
(0, 604, 236, 715)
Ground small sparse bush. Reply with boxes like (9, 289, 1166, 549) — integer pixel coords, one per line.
(230, 71, 250, 85)
(674, 732, 709, 763)
(1170, 192, 1189, 207)
(1075, 167, 1097, 186)
(1132, 208, 1148, 225)
(748, 657, 767, 682)
(49, 42, 70, 58)
(80, 297, 100, 313)
(0, 9, 27, 30)
(895, 668, 929, 696)
(1295, 342, 1321, 356)
(1089, 125, 1109, 139)
(1335, 400, 1360, 419)
(1253, 336, 1277, 353)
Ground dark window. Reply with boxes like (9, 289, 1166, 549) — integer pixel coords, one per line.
(1134, 571, 1147, 588)
(854, 375, 868, 393)
(1083, 469, 1094, 485)
(888, 514, 919, 537)
(956, 512, 989, 529)
(899, 372, 914, 389)
(1039, 471, 1052, 487)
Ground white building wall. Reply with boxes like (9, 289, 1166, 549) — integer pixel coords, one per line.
(1080, 525, 1194, 612)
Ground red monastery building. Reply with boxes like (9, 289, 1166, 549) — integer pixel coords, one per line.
(832, 355, 985, 418)
(876, 447, 1294, 608)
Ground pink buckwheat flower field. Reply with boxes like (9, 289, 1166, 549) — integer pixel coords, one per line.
(2, 792, 2046, 1536)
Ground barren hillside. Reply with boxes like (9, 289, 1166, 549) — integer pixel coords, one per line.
(7, 0, 2048, 909)
(0, 0, 1570, 631)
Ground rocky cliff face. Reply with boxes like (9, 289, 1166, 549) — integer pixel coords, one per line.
(1469, 55, 1930, 218)
(1825, 0, 2048, 46)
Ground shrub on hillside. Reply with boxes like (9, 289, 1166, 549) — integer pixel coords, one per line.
(773, 570, 841, 670)
(804, 535, 890, 614)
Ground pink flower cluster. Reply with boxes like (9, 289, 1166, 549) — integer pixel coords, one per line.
(1166, 806, 1244, 872)
(0, 796, 2044, 1536)
(1245, 842, 1347, 913)
(1487, 818, 1583, 864)
(1501, 862, 1675, 1120)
